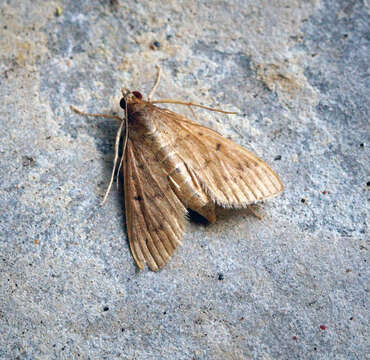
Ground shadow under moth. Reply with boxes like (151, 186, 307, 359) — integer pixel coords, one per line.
(71, 67, 283, 271)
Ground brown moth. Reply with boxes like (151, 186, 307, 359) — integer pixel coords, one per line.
(71, 67, 283, 271)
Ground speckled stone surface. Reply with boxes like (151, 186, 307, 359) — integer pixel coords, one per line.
(0, 0, 368, 359)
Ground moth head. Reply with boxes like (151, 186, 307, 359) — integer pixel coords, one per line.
(119, 89, 143, 110)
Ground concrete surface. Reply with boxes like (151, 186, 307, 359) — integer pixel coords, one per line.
(0, 0, 368, 359)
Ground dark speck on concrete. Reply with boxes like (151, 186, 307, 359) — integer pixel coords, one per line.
(22, 156, 35, 167)
(150, 40, 161, 50)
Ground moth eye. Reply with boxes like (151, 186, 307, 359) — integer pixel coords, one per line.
(132, 91, 143, 100)
(119, 97, 126, 109)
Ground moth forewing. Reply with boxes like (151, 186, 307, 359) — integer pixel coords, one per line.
(123, 115, 188, 270)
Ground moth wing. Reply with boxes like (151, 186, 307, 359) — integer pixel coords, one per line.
(124, 138, 187, 271)
(155, 107, 284, 207)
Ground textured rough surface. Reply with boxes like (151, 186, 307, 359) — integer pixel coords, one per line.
(0, 0, 368, 359)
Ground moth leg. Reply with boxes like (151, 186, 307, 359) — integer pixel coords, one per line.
(148, 65, 162, 102)
(189, 105, 198, 121)
(101, 117, 125, 205)
(70, 105, 126, 204)
(150, 100, 237, 115)
(246, 205, 262, 220)
(70, 106, 122, 122)
(115, 97, 130, 189)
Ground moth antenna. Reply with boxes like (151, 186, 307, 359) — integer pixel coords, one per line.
(148, 65, 162, 102)
(246, 205, 262, 220)
(150, 100, 237, 115)
(101, 117, 125, 205)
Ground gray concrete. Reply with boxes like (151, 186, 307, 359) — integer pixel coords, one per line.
(0, 0, 368, 359)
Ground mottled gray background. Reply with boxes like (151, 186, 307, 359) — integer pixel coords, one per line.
(0, 0, 368, 359)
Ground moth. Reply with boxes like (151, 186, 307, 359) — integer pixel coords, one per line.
(71, 66, 283, 271)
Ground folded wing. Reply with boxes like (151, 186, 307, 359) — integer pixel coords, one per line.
(124, 138, 187, 271)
